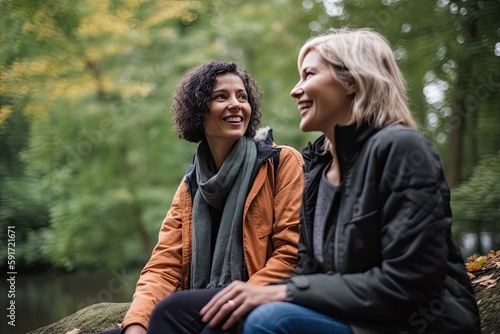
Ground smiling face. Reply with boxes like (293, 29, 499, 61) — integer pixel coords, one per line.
(203, 73, 252, 151)
(290, 50, 354, 136)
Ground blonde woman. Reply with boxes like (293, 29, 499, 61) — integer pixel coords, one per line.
(200, 28, 480, 334)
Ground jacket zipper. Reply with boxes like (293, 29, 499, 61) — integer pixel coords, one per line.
(333, 184, 344, 273)
(334, 148, 348, 274)
(301, 172, 314, 257)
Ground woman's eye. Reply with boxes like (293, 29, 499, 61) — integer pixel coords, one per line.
(305, 72, 313, 79)
(212, 94, 226, 100)
(238, 94, 248, 100)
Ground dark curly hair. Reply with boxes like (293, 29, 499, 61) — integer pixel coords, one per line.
(171, 61, 262, 143)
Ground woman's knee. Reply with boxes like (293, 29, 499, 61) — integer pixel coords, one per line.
(150, 289, 222, 329)
(150, 291, 194, 323)
(244, 302, 289, 332)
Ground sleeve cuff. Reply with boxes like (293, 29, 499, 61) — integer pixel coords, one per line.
(286, 276, 310, 301)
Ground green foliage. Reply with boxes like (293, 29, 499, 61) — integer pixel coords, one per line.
(451, 153, 500, 232)
(0, 109, 50, 266)
(1, 0, 499, 271)
(0, 0, 82, 64)
(22, 97, 191, 269)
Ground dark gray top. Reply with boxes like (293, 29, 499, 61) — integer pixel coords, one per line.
(313, 165, 337, 265)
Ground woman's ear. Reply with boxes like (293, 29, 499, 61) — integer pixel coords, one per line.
(346, 82, 357, 95)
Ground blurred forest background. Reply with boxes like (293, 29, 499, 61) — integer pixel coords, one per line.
(0, 0, 499, 333)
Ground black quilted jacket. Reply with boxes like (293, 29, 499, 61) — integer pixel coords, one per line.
(286, 123, 480, 334)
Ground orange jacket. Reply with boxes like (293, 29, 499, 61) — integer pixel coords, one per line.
(121, 145, 304, 330)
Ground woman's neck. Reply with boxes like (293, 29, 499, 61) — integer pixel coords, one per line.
(325, 129, 341, 185)
(325, 126, 337, 160)
(206, 139, 235, 171)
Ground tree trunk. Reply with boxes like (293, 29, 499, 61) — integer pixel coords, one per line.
(119, 146, 151, 257)
(85, 58, 107, 102)
(446, 92, 467, 187)
(473, 219, 484, 255)
(470, 102, 479, 167)
(134, 204, 151, 257)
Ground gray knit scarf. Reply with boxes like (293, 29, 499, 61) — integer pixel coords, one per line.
(190, 136, 257, 289)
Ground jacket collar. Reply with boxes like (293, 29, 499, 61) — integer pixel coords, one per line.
(302, 123, 380, 170)
(334, 122, 379, 159)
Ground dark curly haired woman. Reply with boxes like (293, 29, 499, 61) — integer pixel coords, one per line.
(100, 61, 304, 334)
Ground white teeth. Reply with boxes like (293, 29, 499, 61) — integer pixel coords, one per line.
(224, 116, 242, 122)
(299, 103, 312, 110)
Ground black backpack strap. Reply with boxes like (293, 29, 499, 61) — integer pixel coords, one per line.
(272, 150, 280, 181)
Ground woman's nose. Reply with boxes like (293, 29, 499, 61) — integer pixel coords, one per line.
(290, 84, 304, 99)
(227, 96, 241, 109)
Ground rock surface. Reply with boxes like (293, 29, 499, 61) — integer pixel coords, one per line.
(466, 250, 500, 334)
(27, 302, 130, 334)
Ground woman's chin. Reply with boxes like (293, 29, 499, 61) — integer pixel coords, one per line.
(299, 121, 313, 133)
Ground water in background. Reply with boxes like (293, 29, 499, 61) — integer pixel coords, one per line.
(2, 267, 140, 334)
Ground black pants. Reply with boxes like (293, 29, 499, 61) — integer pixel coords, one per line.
(100, 288, 242, 334)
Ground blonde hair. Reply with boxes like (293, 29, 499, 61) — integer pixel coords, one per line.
(298, 27, 417, 130)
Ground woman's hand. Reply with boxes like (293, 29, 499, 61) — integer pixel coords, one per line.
(200, 281, 287, 330)
(122, 324, 146, 334)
